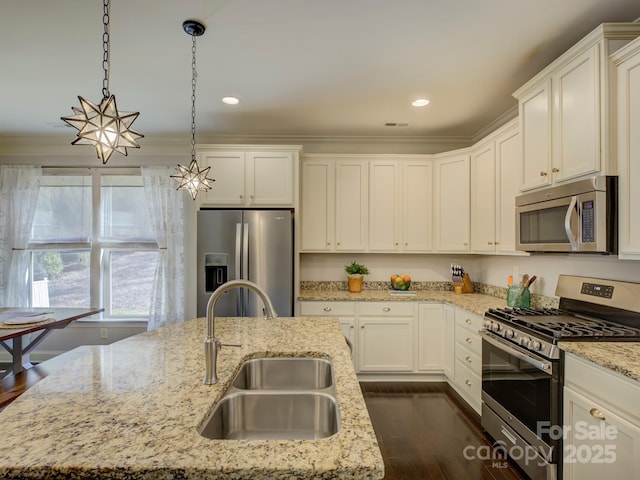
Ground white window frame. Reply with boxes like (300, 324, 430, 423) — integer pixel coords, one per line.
(28, 167, 158, 320)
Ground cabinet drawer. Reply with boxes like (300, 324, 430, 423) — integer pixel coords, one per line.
(456, 311, 484, 332)
(359, 302, 415, 317)
(455, 324, 481, 356)
(455, 358, 481, 403)
(299, 302, 356, 316)
(455, 345, 481, 376)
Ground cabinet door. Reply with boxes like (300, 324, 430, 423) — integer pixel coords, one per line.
(199, 152, 246, 205)
(417, 304, 445, 372)
(300, 160, 334, 251)
(563, 387, 640, 480)
(335, 160, 368, 251)
(434, 154, 470, 252)
(470, 142, 496, 252)
(246, 151, 294, 205)
(340, 318, 357, 369)
(358, 317, 414, 372)
(402, 161, 433, 251)
(552, 46, 600, 183)
(520, 80, 552, 191)
(368, 160, 400, 251)
(495, 124, 523, 254)
(616, 43, 640, 258)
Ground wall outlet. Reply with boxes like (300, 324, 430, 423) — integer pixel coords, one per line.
(100, 327, 108, 339)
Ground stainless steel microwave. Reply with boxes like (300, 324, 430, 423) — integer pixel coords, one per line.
(515, 176, 617, 254)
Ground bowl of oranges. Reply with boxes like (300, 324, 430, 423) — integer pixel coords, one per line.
(390, 274, 411, 291)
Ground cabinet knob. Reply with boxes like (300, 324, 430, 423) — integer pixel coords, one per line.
(350, 325, 354, 329)
(488, 241, 494, 245)
(466, 356, 472, 363)
(240, 194, 244, 199)
(404, 242, 408, 246)
(465, 318, 472, 325)
(250, 194, 255, 199)
(361, 325, 365, 329)
(540, 171, 548, 177)
(382, 307, 391, 312)
(465, 337, 472, 344)
(552, 167, 560, 173)
(495, 241, 500, 245)
(465, 379, 472, 386)
(394, 242, 399, 246)
(337, 242, 341, 246)
(323, 307, 332, 312)
(327, 242, 331, 246)
(589, 408, 606, 421)
(463, 242, 468, 246)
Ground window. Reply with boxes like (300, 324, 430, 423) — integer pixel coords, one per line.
(29, 169, 159, 319)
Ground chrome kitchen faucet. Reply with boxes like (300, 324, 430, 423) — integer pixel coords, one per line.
(203, 279, 278, 385)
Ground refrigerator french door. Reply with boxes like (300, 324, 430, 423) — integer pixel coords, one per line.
(197, 209, 293, 318)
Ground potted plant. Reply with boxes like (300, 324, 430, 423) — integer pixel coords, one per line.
(345, 261, 369, 293)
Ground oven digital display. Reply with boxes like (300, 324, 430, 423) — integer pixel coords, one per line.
(580, 282, 614, 299)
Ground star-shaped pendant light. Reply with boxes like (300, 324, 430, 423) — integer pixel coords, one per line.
(171, 20, 214, 200)
(61, 0, 143, 164)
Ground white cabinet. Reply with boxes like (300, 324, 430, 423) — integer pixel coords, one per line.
(197, 146, 299, 207)
(368, 159, 433, 252)
(514, 24, 640, 192)
(613, 38, 640, 259)
(433, 153, 470, 252)
(563, 353, 640, 480)
(452, 308, 483, 413)
(300, 158, 368, 252)
(417, 303, 453, 374)
(470, 141, 496, 253)
(358, 302, 415, 372)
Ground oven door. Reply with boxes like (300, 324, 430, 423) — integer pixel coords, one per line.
(480, 331, 559, 453)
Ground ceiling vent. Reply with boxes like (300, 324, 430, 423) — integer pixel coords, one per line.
(384, 122, 410, 127)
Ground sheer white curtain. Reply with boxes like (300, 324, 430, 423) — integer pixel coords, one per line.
(141, 166, 185, 330)
(0, 165, 41, 307)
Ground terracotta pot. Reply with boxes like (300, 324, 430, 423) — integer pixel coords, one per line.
(347, 274, 363, 293)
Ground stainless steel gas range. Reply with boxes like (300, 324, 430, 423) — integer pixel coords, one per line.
(480, 275, 640, 480)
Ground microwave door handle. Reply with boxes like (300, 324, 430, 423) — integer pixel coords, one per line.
(564, 195, 579, 251)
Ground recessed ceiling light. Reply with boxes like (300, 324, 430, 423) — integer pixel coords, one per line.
(411, 98, 430, 107)
(222, 96, 240, 105)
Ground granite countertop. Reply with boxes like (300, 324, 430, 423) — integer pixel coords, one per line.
(0, 317, 384, 480)
(298, 288, 508, 317)
(560, 342, 640, 383)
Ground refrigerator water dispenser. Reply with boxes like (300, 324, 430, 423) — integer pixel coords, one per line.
(204, 253, 228, 293)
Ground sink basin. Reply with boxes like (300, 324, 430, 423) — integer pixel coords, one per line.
(231, 357, 334, 390)
(199, 391, 340, 440)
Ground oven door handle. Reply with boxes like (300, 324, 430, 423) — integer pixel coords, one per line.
(480, 331, 553, 374)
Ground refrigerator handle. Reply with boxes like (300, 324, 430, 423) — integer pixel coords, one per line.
(235, 223, 242, 315)
(242, 222, 249, 314)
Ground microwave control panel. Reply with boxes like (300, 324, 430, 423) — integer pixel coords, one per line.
(581, 200, 595, 243)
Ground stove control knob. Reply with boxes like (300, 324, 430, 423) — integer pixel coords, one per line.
(531, 340, 542, 351)
(483, 320, 492, 330)
(504, 329, 515, 339)
(492, 323, 501, 333)
(521, 337, 531, 348)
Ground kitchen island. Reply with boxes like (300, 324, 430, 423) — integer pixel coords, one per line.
(0, 316, 384, 479)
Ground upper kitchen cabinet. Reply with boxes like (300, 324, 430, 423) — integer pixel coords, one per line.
(470, 119, 524, 254)
(300, 156, 368, 252)
(514, 23, 640, 192)
(613, 37, 640, 259)
(368, 159, 433, 252)
(434, 152, 470, 252)
(197, 145, 300, 207)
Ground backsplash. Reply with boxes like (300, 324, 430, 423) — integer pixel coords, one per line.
(299, 281, 559, 309)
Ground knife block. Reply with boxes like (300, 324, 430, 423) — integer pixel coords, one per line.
(461, 273, 475, 293)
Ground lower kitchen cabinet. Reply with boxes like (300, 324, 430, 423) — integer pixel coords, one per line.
(451, 308, 483, 413)
(563, 353, 640, 480)
(417, 303, 453, 374)
(358, 302, 416, 372)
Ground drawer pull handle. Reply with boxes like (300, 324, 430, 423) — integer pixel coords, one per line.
(323, 307, 332, 312)
(465, 379, 472, 386)
(465, 318, 472, 325)
(552, 167, 560, 173)
(382, 307, 391, 312)
(465, 356, 472, 363)
(590, 408, 606, 421)
(540, 171, 548, 177)
(465, 337, 472, 344)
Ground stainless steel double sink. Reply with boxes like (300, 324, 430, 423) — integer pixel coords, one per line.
(198, 356, 341, 440)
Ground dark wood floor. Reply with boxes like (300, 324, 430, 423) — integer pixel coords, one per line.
(360, 382, 527, 480)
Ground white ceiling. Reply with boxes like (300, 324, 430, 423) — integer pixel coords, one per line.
(1, 0, 639, 141)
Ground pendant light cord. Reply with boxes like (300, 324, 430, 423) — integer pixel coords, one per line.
(102, 0, 110, 99)
(191, 34, 198, 162)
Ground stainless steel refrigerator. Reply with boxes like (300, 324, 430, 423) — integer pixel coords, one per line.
(197, 209, 294, 318)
